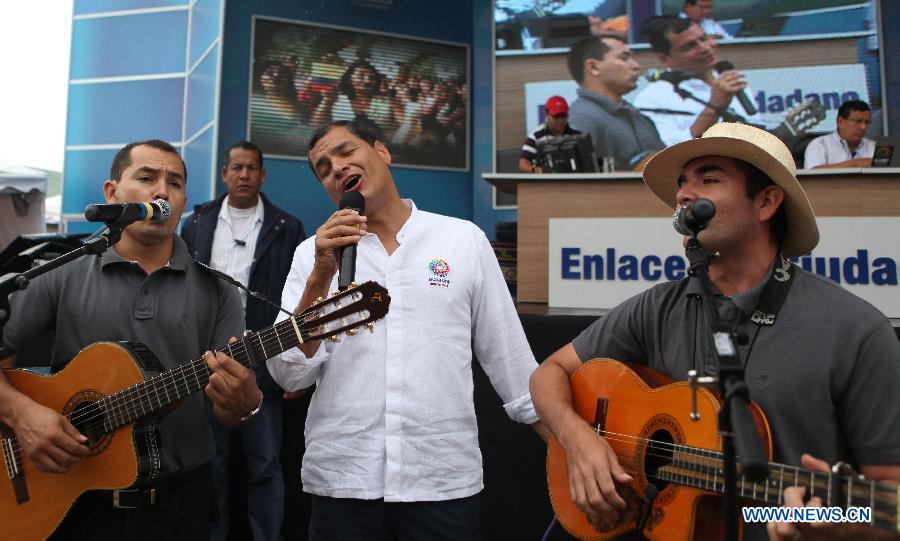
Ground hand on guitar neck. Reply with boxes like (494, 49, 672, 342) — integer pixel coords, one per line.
(0, 372, 89, 474)
(204, 338, 264, 428)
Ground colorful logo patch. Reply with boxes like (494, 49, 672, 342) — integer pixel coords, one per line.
(428, 258, 451, 287)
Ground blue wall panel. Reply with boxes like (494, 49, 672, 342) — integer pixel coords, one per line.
(66, 78, 185, 145)
(217, 0, 475, 234)
(70, 10, 188, 79)
(182, 126, 216, 210)
(189, 0, 222, 68)
(75, 0, 187, 15)
(62, 149, 118, 214)
(186, 46, 219, 138)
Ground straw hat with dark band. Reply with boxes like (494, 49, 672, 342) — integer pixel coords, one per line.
(642, 122, 819, 258)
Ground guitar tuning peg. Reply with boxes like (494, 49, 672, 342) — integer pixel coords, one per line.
(349, 281, 358, 289)
(313, 296, 325, 306)
(365, 322, 375, 333)
(326, 335, 340, 343)
(344, 329, 357, 336)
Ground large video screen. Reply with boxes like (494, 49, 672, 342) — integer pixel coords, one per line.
(250, 17, 469, 170)
(495, 0, 883, 177)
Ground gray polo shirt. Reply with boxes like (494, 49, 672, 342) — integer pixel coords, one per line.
(573, 265, 900, 538)
(574, 260, 900, 455)
(3, 235, 244, 476)
(568, 87, 665, 171)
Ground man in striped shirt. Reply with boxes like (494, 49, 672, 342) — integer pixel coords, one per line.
(518, 95, 581, 172)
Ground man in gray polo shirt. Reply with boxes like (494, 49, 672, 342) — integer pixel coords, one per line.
(0, 139, 263, 540)
(530, 123, 900, 540)
(567, 35, 664, 171)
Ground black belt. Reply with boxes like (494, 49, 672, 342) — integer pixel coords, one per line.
(104, 463, 209, 509)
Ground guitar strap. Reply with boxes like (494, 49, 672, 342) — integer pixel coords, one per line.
(736, 254, 796, 371)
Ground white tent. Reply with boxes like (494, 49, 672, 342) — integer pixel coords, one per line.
(0, 162, 48, 250)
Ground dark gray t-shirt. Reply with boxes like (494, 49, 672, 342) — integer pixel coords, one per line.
(568, 87, 665, 171)
(3, 235, 245, 476)
(573, 265, 900, 538)
(574, 265, 900, 466)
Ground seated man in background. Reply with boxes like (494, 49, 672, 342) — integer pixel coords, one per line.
(567, 35, 664, 171)
(804, 100, 875, 169)
(519, 95, 581, 173)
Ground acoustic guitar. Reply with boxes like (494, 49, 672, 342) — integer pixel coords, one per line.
(547, 359, 900, 540)
(0, 281, 390, 541)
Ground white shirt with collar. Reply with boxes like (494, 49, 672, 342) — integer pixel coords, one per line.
(267, 199, 539, 502)
(210, 195, 264, 308)
(803, 130, 875, 169)
(633, 76, 761, 146)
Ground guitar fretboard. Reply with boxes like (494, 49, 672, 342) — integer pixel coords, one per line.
(654, 444, 899, 532)
(93, 315, 306, 433)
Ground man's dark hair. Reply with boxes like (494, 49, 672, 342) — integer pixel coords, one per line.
(684, 0, 699, 6)
(110, 139, 187, 183)
(642, 16, 694, 54)
(837, 99, 870, 120)
(224, 141, 264, 169)
(307, 120, 380, 180)
(735, 158, 788, 245)
(566, 35, 625, 84)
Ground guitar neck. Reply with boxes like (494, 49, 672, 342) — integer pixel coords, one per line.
(95, 315, 306, 433)
(657, 447, 900, 533)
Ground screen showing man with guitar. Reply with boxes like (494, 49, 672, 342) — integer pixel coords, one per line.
(530, 123, 900, 541)
(0, 140, 265, 540)
(266, 119, 550, 539)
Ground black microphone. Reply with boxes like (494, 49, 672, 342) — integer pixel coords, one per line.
(673, 198, 716, 236)
(84, 199, 172, 225)
(714, 61, 758, 116)
(644, 68, 695, 86)
(337, 191, 365, 291)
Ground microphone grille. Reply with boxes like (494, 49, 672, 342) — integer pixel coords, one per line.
(714, 60, 734, 72)
(672, 207, 689, 236)
(152, 199, 172, 223)
(339, 191, 365, 213)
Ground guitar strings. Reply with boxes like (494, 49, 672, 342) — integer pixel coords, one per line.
(60, 306, 342, 428)
(9, 306, 369, 457)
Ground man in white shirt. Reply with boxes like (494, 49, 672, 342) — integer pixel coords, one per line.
(268, 119, 548, 539)
(803, 100, 875, 169)
(181, 141, 306, 541)
(679, 0, 732, 40)
(634, 16, 758, 147)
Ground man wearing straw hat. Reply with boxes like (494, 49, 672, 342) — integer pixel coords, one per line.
(530, 123, 900, 540)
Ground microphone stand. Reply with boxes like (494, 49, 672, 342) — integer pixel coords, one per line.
(0, 224, 125, 358)
(683, 234, 769, 541)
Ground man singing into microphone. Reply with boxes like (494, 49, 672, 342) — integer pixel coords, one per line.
(529, 123, 900, 541)
(634, 16, 760, 147)
(0, 140, 262, 539)
(566, 35, 664, 171)
(267, 119, 549, 539)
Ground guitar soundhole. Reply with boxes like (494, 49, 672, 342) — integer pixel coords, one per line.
(644, 429, 675, 492)
(62, 390, 113, 456)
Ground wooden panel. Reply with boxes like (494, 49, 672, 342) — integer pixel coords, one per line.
(496, 37, 861, 151)
(512, 172, 900, 303)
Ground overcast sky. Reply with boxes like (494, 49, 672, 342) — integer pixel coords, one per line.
(0, 2, 73, 171)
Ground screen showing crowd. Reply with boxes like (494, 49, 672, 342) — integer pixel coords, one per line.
(496, 0, 882, 174)
(250, 17, 469, 170)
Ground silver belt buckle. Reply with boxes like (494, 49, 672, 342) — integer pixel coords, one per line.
(112, 487, 156, 508)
